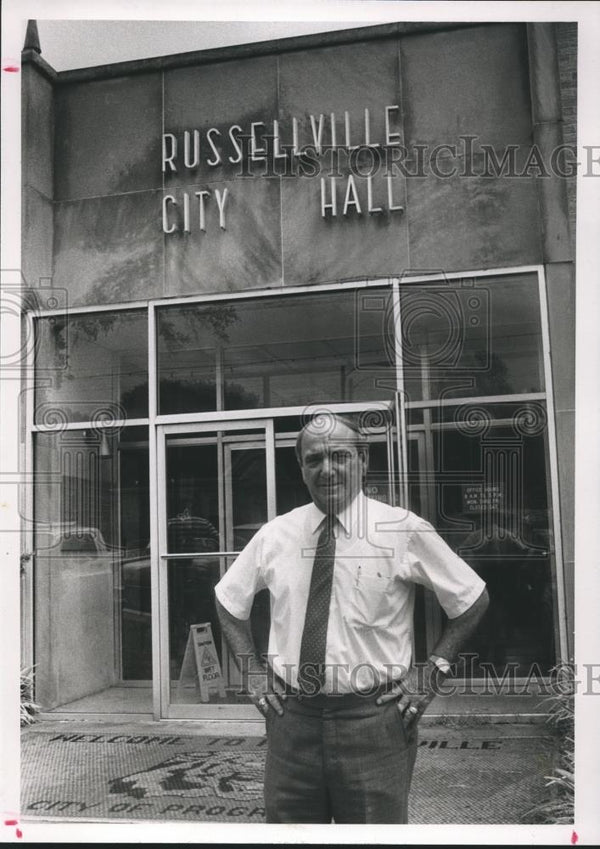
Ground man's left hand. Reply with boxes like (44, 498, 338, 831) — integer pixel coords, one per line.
(375, 664, 440, 728)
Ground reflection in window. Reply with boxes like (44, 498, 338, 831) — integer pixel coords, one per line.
(157, 276, 545, 415)
(33, 429, 151, 708)
(166, 443, 220, 545)
(429, 405, 556, 675)
(400, 273, 544, 402)
(157, 289, 395, 414)
(34, 311, 148, 423)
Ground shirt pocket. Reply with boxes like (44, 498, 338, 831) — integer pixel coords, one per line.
(348, 565, 395, 629)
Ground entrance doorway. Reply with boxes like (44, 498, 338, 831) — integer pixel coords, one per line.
(156, 410, 399, 718)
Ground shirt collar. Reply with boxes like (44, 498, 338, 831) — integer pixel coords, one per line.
(307, 490, 365, 536)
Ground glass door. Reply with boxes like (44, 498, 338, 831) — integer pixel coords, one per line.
(156, 405, 401, 717)
(157, 419, 275, 718)
(224, 439, 273, 680)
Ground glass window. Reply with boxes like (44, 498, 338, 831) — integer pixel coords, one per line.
(157, 288, 396, 414)
(33, 427, 151, 709)
(34, 310, 148, 424)
(157, 306, 219, 413)
(157, 275, 545, 416)
(399, 273, 544, 402)
(426, 403, 557, 675)
(119, 437, 151, 681)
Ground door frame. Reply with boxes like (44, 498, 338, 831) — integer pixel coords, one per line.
(156, 418, 275, 719)
(152, 405, 399, 719)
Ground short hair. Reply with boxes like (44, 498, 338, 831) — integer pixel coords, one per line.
(295, 412, 369, 464)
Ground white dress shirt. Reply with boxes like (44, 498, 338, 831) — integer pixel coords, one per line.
(215, 491, 485, 694)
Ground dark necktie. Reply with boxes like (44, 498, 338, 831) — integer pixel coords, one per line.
(298, 516, 337, 695)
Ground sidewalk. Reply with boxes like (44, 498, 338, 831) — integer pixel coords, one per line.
(21, 706, 558, 825)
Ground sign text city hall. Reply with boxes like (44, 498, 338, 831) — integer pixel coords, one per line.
(161, 105, 405, 235)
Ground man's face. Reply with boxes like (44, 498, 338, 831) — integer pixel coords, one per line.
(299, 419, 368, 515)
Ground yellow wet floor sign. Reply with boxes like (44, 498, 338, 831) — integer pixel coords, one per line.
(177, 623, 226, 702)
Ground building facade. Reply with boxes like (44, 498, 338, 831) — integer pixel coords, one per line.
(21, 21, 576, 720)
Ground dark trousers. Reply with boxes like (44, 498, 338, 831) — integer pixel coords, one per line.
(264, 692, 418, 823)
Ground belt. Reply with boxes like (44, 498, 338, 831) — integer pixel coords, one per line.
(271, 673, 397, 709)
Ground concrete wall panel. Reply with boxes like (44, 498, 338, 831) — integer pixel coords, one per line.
(545, 261, 575, 412)
(164, 56, 278, 186)
(406, 157, 542, 271)
(278, 39, 402, 152)
(281, 173, 408, 287)
(22, 188, 54, 288)
(55, 74, 162, 200)
(555, 408, 574, 565)
(400, 24, 532, 150)
(47, 23, 547, 303)
(22, 66, 54, 199)
(164, 176, 282, 295)
(53, 192, 163, 305)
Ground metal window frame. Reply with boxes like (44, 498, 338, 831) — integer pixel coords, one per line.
(24, 264, 569, 715)
(24, 265, 547, 321)
(148, 303, 161, 718)
(22, 310, 37, 674)
(537, 267, 569, 661)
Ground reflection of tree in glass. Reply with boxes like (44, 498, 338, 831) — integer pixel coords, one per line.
(121, 378, 259, 413)
(144, 305, 253, 412)
(473, 351, 512, 395)
(45, 313, 121, 389)
(159, 305, 239, 347)
(50, 313, 119, 353)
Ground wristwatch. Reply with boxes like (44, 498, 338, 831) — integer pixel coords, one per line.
(428, 654, 452, 676)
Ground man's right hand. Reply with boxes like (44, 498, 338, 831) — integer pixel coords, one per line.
(215, 598, 287, 717)
(247, 666, 287, 717)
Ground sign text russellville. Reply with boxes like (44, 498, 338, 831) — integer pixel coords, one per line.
(161, 106, 405, 235)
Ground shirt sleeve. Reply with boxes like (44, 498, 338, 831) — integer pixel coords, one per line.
(404, 517, 486, 619)
(214, 528, 267, 620)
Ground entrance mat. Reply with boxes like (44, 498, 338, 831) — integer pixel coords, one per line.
(21, 725, 557, 824)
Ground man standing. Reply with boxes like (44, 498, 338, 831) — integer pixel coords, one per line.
(215, 412, 489, 823)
